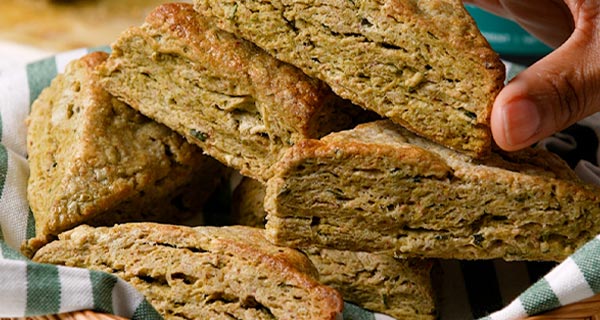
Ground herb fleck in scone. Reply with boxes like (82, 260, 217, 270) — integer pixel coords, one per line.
(33, 223, 344, 320)
(24, 52, 226, 257)
(264, 120, 600, 261)
(194, 0, 505, 158)
(98, 3, 366, 182)
(232, 177, 438, 320)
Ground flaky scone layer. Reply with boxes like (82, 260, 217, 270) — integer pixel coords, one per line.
(194, 0, 505, 158)
(265, 120, 600, 261)
(232, 177, 438, 319)
(24, 52, 225, 257)
(33, 223, 344, 320)
(98, 3, 363, 182)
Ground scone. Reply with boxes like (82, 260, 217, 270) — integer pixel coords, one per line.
(232, 177, 438, 320)
(264, 120, 600, 261)
(33, 223, 344, 320)
(97, 2, 366, 182)
(193, 0, 505, 158)
(24, 52, 226, 257)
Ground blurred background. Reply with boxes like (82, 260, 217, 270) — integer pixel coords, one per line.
(465, 4, 553, 66)
(0, 0, 189, 51)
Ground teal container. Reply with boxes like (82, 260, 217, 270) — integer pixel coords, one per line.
(466, 5, 552, 58)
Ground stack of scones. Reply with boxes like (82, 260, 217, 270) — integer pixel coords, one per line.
(24, 1, 600, 319)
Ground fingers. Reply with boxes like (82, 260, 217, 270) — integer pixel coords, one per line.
(503, 0, 573, 48)
(491, 6, 600, 151)
(465, 0, 573, 47)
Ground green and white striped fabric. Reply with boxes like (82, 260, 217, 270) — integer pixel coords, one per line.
(0, 248, 161, 318)
(0, 48, 599, 320)
(482, 235, 600, 320)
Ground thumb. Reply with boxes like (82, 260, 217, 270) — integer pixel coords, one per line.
(491, 11, 600, 151)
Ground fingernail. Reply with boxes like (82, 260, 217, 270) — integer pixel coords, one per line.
(502, 99, 541, 147)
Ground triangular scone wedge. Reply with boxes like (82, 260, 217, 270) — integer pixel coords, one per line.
(97, 3, 369, 182)
(33, 223, 344, 320)
(24, 52, 226, 257)
(232, 177, 439, 320)
(264, 120, 600, 261)
(194, 0, 505, 158)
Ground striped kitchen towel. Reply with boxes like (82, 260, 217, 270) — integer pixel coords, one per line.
(0, 244, 161, 319)
(0, 48, 599, 320)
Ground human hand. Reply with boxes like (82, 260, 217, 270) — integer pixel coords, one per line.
(465, 0, 600, 151)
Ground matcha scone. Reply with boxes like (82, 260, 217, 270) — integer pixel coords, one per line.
(264, 120, 600, 261)
(24, 52, 226, 257)
(193, 0, 505, 158)
(232, 177, 439, 320)
(98, 3, 366, 182)
(33, 223, 344, 320)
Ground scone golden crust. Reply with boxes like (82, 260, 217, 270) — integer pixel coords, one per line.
(193, 0, 505, 158)
(264, 120, 600, 261)
(233, 177, 438, 319)
(24, 52, 225, 257)
(97, 2, 364, 182)
(33, 223, 344, 320)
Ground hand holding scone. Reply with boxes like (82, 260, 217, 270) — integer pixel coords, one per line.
(466, 0, 600, 151)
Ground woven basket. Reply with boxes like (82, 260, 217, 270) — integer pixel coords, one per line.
(4, 295, 600, 320)
(1, 311, 125, 320)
